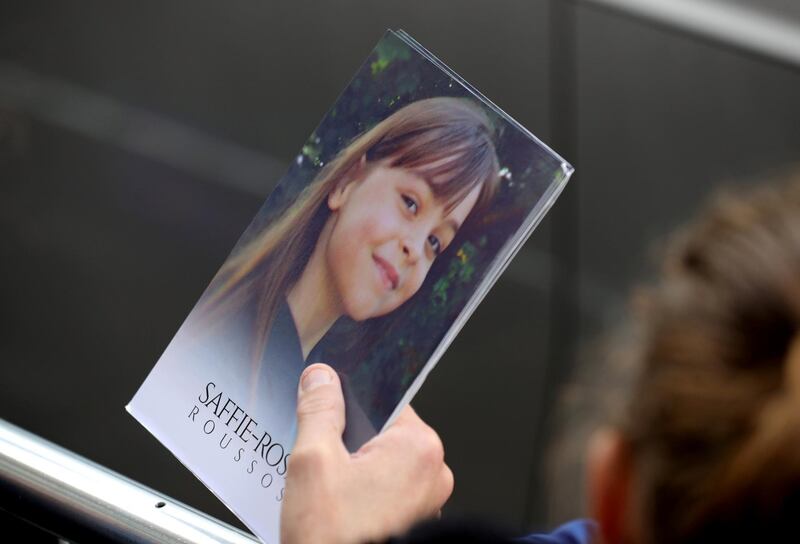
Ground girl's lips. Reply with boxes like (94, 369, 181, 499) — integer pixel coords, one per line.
(373, 254, 399, 291)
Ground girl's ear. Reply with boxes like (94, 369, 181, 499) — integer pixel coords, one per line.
(328, 154, 367, 211)
(587, 428, 635, 544)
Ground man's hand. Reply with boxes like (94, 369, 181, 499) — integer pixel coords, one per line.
(280, 363, 454, 544)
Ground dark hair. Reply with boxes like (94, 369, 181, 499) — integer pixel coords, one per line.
(621, 172, 800, 542)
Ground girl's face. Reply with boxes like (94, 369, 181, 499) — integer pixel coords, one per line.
(323, 159, 481, 321)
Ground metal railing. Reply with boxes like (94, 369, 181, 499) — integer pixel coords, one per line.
(0, 419, 258, 543)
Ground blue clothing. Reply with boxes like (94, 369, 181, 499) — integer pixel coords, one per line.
(518, 520, 597, 544)
(393, 518, 597, 543)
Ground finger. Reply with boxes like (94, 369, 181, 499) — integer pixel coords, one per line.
(391, 404, 419, 427)
(382, 405, 425, 437)
(353, 404, 419, 457)
(294, 363, 346, 454)
(435, 464, 455, 508)
(418, 466, 453, 520)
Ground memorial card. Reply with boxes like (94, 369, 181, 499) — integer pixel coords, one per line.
(128, 29, 573, 543)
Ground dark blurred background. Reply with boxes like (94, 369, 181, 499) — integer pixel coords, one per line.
(1, 0, 799, 537)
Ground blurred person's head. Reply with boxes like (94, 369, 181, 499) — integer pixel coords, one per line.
(584, 171, 800, 543)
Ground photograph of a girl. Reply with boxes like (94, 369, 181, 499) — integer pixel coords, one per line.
(134, 31, 570, 463)
(189, 96, 502, 447)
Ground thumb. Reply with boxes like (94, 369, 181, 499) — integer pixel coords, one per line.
(294, 363, 346, 452)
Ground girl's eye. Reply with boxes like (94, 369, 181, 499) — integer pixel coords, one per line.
(402, 195, 418, 215)
(428, 234, 442, 256)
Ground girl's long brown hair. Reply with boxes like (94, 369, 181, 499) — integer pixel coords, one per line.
(199, 97, 500, 368)
(621, 172, 800, 542)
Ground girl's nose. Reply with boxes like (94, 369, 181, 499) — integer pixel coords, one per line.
(401, 235, 424, 265)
